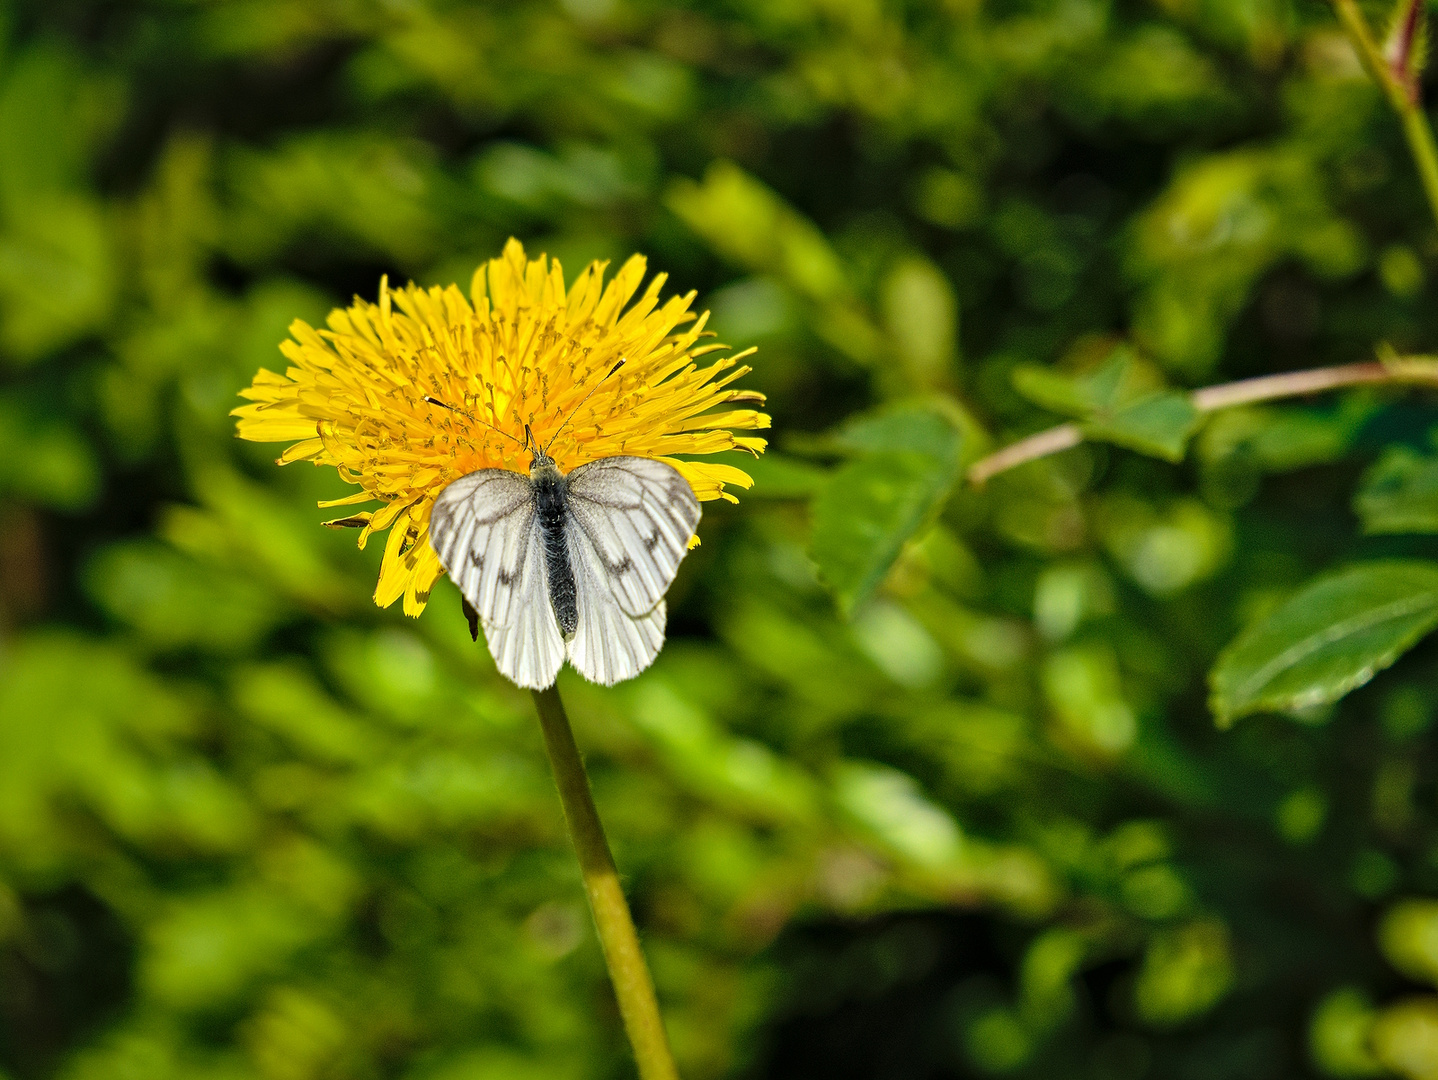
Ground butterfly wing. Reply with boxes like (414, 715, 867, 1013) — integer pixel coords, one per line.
(429, 469, 566, 690)
(563, 457, 701, 685)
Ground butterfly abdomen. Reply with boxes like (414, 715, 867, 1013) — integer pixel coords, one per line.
(532, 465, 579, 638)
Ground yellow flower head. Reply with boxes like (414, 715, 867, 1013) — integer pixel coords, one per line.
(233, 238, 769, 615)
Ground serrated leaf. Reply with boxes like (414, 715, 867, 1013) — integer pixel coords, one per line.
(1354, 447, 1438, 534)
(1011, 349, 1161, 417)
(831, 402, 963, 462)
(1209, 561, 1438, 726)
(811, 405, 963, 615)
(1013, 350, 1201, 462)
(1083, 391, 1202, 462)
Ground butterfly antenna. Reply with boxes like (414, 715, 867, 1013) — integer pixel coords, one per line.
(423, 396, 522, 446)
(544, 357, 626, 454)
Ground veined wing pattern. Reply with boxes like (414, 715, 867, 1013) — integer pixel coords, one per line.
(429, 469, 565, 689)
(563, 457, 701, 685)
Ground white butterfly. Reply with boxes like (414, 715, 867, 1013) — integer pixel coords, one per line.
(428, 431, 701, 690)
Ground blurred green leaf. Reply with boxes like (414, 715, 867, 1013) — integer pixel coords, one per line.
(1043, 643, 1138, 756)
(1012, 350, 1164, 417)
(222, 134, 441, 266)
(1371, 998, 1438, 1080)
(1309, 988, 1384, 1079)
(810, 404, 963, 615)
(728, 451, 828, 499)
(0, 633, 256, 867)
(1210, 562, 1438, 726)
(835, 762, 963, 869)
(0, 196, 115, 361)
(141, 886, 331, 1012)
(1097, 495, 1231, 596)
(0, 391, 99, 509)
(1134, 920, 1234, 1026)
(84, 541, 286, 653)
(1379, 900, 1438, 987)
(1129, 149, 1365, 377)
(880, 256, 958, 387)
(1199, 398, 1377, 476)
(1014, 349, 1202, 460)
(0, 44, 117, 211)
(667, 161, 847, 305)
(1083, 391, 1202, 461)
(1355, 447, 1438, 534)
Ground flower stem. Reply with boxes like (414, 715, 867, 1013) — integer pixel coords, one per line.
(967, 355, 1438, 485)
(531, 685, 680, 1080)
(1329, 0, 1438, 232)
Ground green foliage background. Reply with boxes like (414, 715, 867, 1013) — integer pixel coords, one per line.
(7, 0, 1438, 1077)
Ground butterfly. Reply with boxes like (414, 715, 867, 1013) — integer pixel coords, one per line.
(428, 407, 701, 690)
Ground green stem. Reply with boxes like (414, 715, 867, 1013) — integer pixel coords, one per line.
(531, 686, 680, 1080)
(1400, 106, 1438, 232)
(1330, 0, 1438, 232)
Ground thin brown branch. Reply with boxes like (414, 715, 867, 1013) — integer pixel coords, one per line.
(1189, 362, 1395, 410)
(967, 423, 1083, 485)
(966, 357, 1438, 486)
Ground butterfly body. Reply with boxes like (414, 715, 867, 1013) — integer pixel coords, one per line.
(429, 447, 701, 689)
(530, 453, 581, 637)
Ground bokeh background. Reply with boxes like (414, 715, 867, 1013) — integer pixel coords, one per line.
(6, 0, 1438, 1077)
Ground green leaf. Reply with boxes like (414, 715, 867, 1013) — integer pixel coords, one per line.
(1083, 391, 1202, 462)
(1209, 561, 1438, 726)
(0, 196, 115, 362)
(831, 401, 964, 461)
(83, 541, 284, 654)
(0, 392, 100, 510)
(732, 451, 829, 499)
(1013, 350, 1202, 462)
(666, 160, 849, 304)
(1354, 447, 1438, 534)
(810, 404, 963, 615)
(1199, 399, 1377, 475)
(1011, 350, 1161, 417)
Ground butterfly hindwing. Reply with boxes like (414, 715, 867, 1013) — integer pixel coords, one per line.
(484, 512, 566, 689)
(565, 538, 667, 685)
(429, 468, 565, 689)
(563, 457, 700, 685)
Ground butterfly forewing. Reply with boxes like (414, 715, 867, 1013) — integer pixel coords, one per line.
(564, 457, 701, 618)
(563, 457, 700, 684)
(429, 469, 565, 689)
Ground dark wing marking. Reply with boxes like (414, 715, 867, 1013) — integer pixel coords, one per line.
(565, 534, 667, 685)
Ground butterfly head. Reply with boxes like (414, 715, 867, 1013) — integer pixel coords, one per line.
(524, 424, 559, 476)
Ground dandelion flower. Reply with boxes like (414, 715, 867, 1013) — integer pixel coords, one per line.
(233, 238, 769, 616)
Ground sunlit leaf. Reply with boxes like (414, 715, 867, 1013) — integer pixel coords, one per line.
(1013, 350, 1202, 460)
(1083, 391, 1202, 461)
(810, 404, 963, 614)
(1210, 562, 1438, 726)
(1011, 350, 1163, 416)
